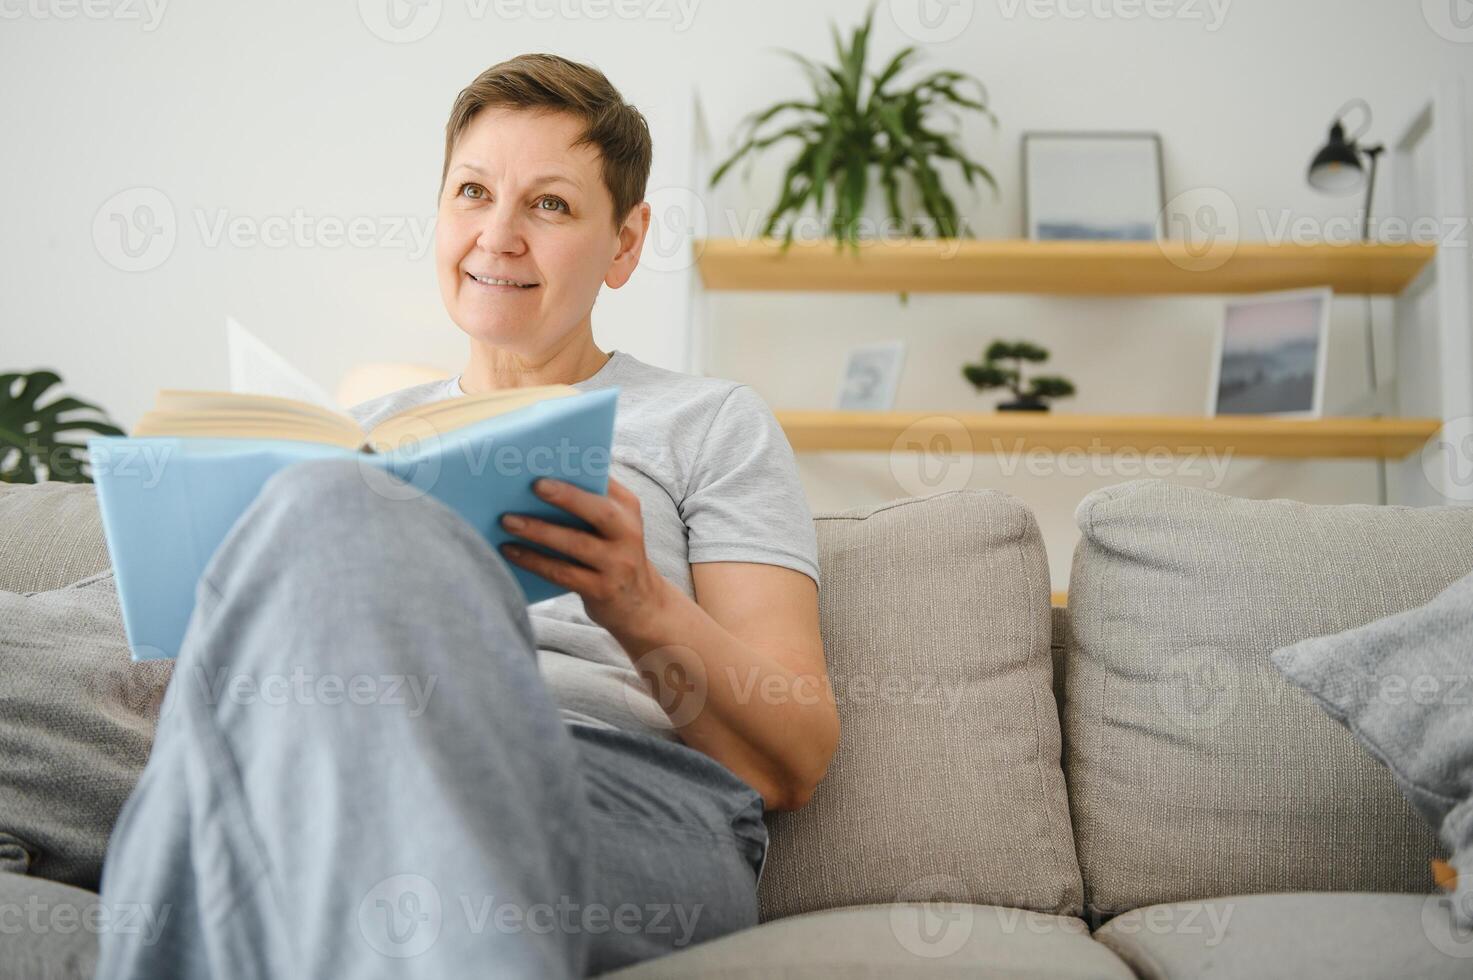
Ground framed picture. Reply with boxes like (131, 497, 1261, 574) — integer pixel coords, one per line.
(1207, 288, 1332, 418)
(837, 341, 906, 411)
(1022, 132, 1165, 241)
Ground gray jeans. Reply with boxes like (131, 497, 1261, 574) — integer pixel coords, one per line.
(96, 458, 769, 979)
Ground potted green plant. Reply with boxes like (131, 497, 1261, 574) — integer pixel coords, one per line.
(709, 1, 997, 254)
(963, 341, 1076, 412)
(1, 370, 124, 483)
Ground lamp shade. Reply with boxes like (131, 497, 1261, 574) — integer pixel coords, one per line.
(1307, 121, 1364, 194)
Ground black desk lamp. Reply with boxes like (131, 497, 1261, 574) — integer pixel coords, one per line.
(1307, 97, 1388, 504)
(1307, 98, 1385, 241)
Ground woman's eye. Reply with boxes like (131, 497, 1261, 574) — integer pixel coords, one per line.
(453, 185, 565, 211)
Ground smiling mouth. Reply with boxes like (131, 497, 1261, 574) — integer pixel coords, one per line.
(466, 272, 539, 289)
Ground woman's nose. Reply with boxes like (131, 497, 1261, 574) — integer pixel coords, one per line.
(474, 201, 526, 255)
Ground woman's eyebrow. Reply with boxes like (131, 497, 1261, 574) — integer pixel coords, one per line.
(450, 163, 582, 190)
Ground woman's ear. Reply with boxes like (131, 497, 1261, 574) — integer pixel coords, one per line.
(605, 201, 651, 289)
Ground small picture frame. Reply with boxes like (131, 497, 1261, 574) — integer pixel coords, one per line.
(837, 341, 906, 411)
(1022, 132, 1165, 241)
(1207, 288, 1332, 418)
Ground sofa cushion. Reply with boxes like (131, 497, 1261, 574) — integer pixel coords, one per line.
(603, 903, 1135, 979)
(0, 871, 106, 980)
(1093, 892, 1473, 980)
(1272, 568, 1473, 928)
(758, 490, 1082, 922)
(0, 571, 171, 889)
(0, 482, 111, 593)
(1062, 480, 1473, 917)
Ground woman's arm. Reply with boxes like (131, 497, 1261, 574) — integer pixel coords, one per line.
(616, 560, 837, 812)
(499, 476, 839, 811)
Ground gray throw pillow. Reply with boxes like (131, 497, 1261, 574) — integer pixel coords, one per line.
(0, 571, 172, 890)
(1272, 569, 1473, 928)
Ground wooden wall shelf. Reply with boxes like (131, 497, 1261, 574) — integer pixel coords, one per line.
(774, 411, 1441, 459)
(695, 238, 1435, 295)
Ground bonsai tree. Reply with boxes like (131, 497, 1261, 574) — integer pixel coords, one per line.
(709, 1, 997, 255)
(1, 370, 123, 483)
(962, 341, 1076, 412)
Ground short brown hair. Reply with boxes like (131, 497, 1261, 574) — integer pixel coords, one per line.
(442, 54, 652, 230)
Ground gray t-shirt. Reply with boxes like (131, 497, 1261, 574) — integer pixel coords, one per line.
(347, 350, 820, 742)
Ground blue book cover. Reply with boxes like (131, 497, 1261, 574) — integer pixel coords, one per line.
(87, 386, 618, 660)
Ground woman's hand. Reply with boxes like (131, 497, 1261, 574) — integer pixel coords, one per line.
(500, 474, 837, 810)
(498, 476, 671, 639)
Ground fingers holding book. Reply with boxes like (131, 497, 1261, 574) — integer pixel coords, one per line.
(499, 476, 672, 640)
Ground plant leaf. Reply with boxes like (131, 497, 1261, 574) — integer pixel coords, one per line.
(0, 369, 122, 483)
(871, 45, 918, 94)
(709, 0, 995, 244)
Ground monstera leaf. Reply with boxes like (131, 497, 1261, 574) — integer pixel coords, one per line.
(0, 370, 124, 484)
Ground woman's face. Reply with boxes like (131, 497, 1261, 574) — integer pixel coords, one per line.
(435, 107, 646, 354)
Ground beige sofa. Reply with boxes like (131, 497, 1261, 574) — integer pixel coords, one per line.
(3, 478, 1472, 978)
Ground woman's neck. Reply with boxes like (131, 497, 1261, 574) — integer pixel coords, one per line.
(459, 335, 610, 394)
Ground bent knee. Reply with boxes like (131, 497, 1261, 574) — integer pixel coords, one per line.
(262, 456, 377, 503)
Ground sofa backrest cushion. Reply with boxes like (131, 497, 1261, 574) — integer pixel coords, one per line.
(758, 489, 1083, 921)
(0, 482, 111, 593)
(1062, 479, 1473, 918)
(0, 571, 171, 889)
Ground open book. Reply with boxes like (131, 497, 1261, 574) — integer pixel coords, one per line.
(89, 384, 619, 660)
(132, 384, 584, 451)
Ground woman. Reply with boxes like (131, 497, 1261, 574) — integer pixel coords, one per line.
(96, 54, 838, 978)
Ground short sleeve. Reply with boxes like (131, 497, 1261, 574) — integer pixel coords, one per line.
(679, 384, 820, 588)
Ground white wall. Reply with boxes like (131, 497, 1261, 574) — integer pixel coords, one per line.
(4, 0, 1470, 588)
